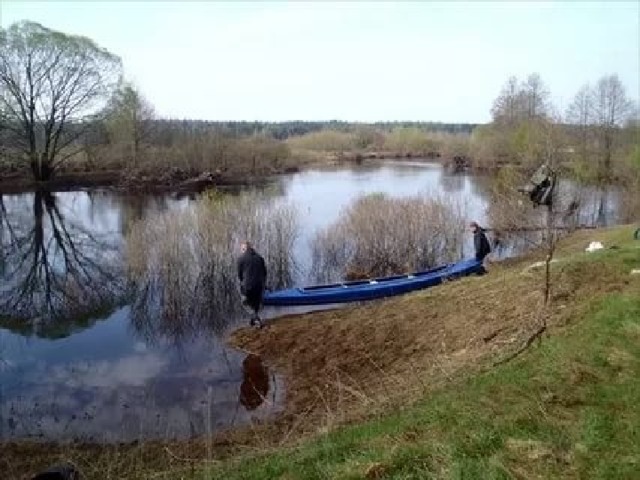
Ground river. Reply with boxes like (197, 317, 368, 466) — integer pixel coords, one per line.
(0, 161, 623, 442)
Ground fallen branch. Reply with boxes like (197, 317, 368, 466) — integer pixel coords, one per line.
(492, 324, 547, 367)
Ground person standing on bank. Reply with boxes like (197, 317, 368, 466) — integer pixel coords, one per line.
(470, 221, 491, 273)
(237, 241, 267, 328)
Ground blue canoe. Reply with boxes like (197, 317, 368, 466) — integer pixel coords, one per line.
(263, 258, 482, 306)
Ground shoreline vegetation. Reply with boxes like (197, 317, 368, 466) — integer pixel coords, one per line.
(1, 26, 637, 197)
(2, 225, 638, 479)
(2, 114, 636, 195)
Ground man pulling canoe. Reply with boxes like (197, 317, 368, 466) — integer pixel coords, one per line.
(237, 241, 267, 328)
(470, 221, 491, 274)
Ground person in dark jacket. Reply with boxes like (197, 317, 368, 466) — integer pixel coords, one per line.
(237, 241, 267, 328)
(470, 221, 491, 273)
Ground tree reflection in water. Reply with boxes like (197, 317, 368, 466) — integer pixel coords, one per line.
(0, 191, 125, 334)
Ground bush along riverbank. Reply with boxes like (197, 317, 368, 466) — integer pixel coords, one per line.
(4, 225, 639, 479)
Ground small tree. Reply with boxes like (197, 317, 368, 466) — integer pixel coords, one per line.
(521, 73, 550, 119)
(491, 76, 522, 125)
(481, 74, 552, 170)
(591, 74, 634, 178)
(566, 84, 595, 178)
(105, 82, 155, 166)
(0, 21, 122, 180)
(488, 117, 575, 363)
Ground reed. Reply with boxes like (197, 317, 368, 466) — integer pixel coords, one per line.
(310, 193, 467, 282)
(126, 190, 299, 341)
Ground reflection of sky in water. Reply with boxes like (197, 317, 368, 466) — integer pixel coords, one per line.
(0, 162, 623, 442)
(0, 307, 283, 442)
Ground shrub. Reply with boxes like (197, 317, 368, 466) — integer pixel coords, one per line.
(310, 193, 467, 282)
(126, 190, 298, 339)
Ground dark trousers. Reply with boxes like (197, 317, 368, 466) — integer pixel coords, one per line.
(475, 254, 488, 275)
(242, 287, 264, 316)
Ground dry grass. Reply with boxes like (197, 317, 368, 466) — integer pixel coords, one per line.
(125, 190, 299, 337)
(287, 130, 361, 152)
(230, 225, 638, 429)
(310, 193, 466, 282)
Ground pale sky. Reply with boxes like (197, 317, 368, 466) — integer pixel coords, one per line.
(1, 1, 638, 123)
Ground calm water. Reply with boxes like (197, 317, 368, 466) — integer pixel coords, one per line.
(0, 161, 622, 442)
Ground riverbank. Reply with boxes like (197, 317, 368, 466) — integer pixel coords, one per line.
(218, 225, 639, 479)
(2, 225, 638, 479)
(0, 152, 455, 195)
(0, 166, 304, 195)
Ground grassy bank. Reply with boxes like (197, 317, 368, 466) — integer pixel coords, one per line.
(2, 226, 638, 479)
(212, 226, 640, 479)
(210, 291, 640, 479)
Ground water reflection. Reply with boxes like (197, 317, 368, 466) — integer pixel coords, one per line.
(0, 308, 283, 442)
(0, 192, 125, 332)
(438, 171, 465, 193)
(239, 354, 271, 411)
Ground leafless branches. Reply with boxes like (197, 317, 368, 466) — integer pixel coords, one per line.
(0, 21, 121, 180)
(0, 191, 125, 325)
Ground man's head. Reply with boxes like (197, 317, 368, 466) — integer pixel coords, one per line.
(469, 221, 479, 233)
(240, 241, 252, 254)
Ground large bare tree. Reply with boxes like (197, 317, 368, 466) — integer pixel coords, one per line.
(0, 21, 122, 180)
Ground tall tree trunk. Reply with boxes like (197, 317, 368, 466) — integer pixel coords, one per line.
(30, 153, 40, 180)
(603, 130, 612, 179)
(29, 151, 52, 181)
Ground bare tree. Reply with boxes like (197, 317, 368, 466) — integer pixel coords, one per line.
(485, 118, 585, 364)
(105, 82, 155, 166)
(491, 76, 522, 125)
(491, 73, 550, 126)
(522, 73, 550, 119)
(0, 104, 9, 165)
(592, 74, 634, 178)
(0, 21, 122, 181)
(566, 84, 594, 168)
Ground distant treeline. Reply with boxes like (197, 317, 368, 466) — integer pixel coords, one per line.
(131, 120, 478, 142)
(2, 119, 477, 147)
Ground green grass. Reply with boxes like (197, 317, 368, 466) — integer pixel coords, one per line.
(202, 244, 640, 479)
